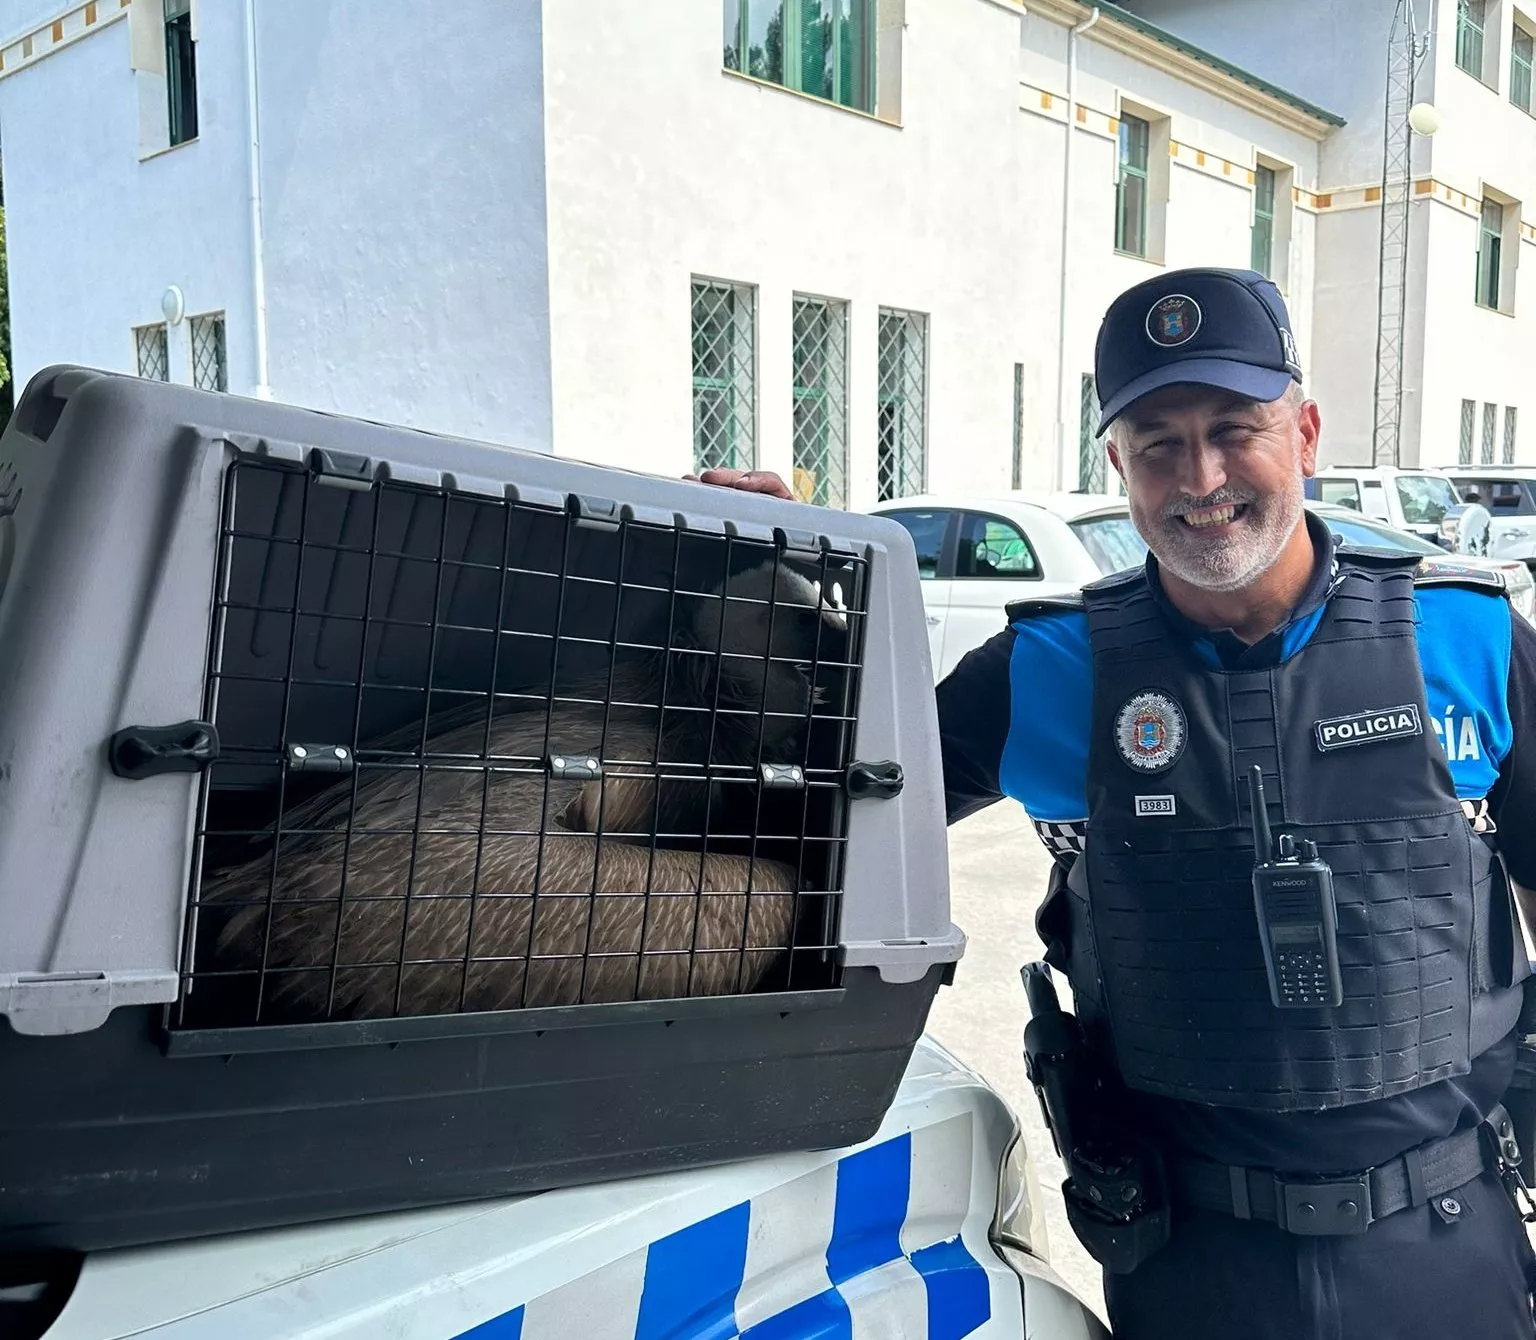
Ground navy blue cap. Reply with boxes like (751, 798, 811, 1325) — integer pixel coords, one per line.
(1093, 267, 1302, 436)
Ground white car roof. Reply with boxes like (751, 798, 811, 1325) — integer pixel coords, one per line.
(869, 491, 1128, 523)
(1016, 490, 1129, 522)
(1314, 465, 1456, 480)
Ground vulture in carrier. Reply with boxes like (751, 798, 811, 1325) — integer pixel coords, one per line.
(194, 556, 852, 1022)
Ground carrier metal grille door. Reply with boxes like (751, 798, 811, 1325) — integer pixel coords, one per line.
(175, 458, 868, 1030)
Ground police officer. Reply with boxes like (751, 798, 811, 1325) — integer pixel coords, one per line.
(699, 267, 1536, 1338)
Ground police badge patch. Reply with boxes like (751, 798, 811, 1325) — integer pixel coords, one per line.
(1115, 690, 1187, 772)
(1145, 294, 1202, 348)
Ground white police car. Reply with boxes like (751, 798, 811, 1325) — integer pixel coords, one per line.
(22, 1035, 1109, 1339)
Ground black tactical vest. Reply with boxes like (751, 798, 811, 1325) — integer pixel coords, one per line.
(1037, 547, 1528, 1112)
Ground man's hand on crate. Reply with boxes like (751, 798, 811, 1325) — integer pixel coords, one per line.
(686, 467, 794, 501)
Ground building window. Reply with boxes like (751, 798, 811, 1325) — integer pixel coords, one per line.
(1505, 405, 1519, 463)
(1116, 115, 1150, 257)
(691, 278, 757, 474)
(1483, 401, 1499, 464)
(1460, 399, 1477, 464)
(1458, 0, 1488, 79)
(723, 0, 876, 115)
(790, 294, 848, 508)
(1079, 373, 1107, 492)
(134, 323, 169, 381)
(1011, 363, 1025, 490)
(876, 307, 927, 502)
(1478, 198, 1504, 309)
(190, 312, 227, 391)
(164, 0, 197, 146)
(1515, 22, 1535, 111)
(1251, 165, 1277, 278)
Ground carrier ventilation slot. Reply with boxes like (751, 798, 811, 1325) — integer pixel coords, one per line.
(173, 456, 870, 1030)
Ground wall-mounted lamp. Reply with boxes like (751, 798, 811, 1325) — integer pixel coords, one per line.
(161, 285, 185, 326)
(1408, 101, 1442, 135)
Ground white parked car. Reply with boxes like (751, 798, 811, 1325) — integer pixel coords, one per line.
(866, 492, 1130, 682)
(1429, 464, 1536, 565)
(872, 493, 1536, 683)
(1305, 465, 1475, 550)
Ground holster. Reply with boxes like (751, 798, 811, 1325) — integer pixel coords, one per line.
(1506, 965, 1536, 1191)
(1022, 960, 1172, 1275)
(1061, 1136, 1172, 1275)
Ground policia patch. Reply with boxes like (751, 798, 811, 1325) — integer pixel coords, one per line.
(1115, 690, 1187, 772)
(1313, 703, 1423, 752)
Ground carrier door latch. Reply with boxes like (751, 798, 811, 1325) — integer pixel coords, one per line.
(846, 760, 904, 800)
(108, 721, 220, 780)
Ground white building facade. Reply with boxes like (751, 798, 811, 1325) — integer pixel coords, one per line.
(1125, 0, 1536, 471)
(0, 0, 1338, 506)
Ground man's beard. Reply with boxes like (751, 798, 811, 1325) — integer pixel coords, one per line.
(1133, 478, 1304, 593)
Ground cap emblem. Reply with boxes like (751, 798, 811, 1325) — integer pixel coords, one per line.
(1146, 294, 1201, 348)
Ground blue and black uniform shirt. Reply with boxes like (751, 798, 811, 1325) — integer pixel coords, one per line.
(936, 511, 1536, 1171)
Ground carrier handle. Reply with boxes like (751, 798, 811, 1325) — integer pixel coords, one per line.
(108, 721, 220, 780)
(846, 759, 904, 800)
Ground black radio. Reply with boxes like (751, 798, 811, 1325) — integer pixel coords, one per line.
(1248, 765, 1344, 1010)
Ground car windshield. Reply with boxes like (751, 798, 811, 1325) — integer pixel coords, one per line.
(1069, 514, 1149, 575)
(1393, 474, 1459, 526)
(1315, 510, 1444, 555)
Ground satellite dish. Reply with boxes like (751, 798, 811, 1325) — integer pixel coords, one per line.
(1446, 503, 1491, 557)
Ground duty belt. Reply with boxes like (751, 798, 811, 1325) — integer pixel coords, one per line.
(1166, 1106, 1524, 1236)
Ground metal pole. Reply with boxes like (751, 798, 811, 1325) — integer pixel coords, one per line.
(1371, 0, 1430, 467)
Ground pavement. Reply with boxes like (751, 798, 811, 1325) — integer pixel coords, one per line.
(925, 800, 1109, 1323)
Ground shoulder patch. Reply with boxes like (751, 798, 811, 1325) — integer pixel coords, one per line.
(1333, 542, 1423, 571)
(1007, 591, 1085, 621)
(1081, 566, 1145, 594)
(1412, 556, 1508, 595)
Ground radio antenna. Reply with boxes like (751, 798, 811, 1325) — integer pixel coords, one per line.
(1248, 765, 1274, 862)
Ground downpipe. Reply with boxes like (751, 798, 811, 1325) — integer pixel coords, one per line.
(243, 0, 272, 400)
(1054, 6, 1101, 493)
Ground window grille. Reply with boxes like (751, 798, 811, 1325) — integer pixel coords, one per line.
(135, 323, 169, 382)
(692, 279, 757, 474)
(190, 312, 227, 392)
(791, 295, 849, 508)
(876, 308, 927, 501)
(1079, 374, 1106, 492)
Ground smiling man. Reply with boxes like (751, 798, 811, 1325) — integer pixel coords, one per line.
(698, 267, 1536, 1338)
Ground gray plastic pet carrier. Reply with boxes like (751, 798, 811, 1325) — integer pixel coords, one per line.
(0, 365, 965, 1254)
